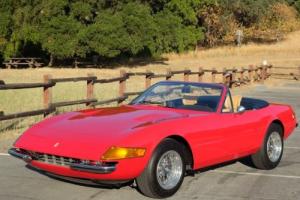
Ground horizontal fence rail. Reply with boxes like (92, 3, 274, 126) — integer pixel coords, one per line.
(270, 66, 300, 80)
(0, 64, 290, 121)
(50, 76, 97, 83)
(0, 82, 55, 90)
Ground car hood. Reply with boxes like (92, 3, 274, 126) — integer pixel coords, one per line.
(15, 105, 189, 160)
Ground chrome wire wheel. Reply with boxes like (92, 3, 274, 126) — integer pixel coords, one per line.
(156, 150, 183, 190)
(267, 131, 282, 162)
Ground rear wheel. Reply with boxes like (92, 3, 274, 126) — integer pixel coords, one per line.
(251, 123, 284, 170)
(136, 138, 186, 198)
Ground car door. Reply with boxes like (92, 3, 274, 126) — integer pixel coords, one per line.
(190, 90, 267, 169)
(217, 92, 263, 157)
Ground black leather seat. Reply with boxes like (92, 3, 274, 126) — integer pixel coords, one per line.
(197, 96, 220, 112)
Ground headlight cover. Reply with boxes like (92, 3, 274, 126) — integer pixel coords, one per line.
(101, 147, 146, 160)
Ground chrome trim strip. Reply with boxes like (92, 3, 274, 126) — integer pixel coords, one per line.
(9, 148, 116, 174)
(70, 163, 116, 174)
(8, 148, 32, 162)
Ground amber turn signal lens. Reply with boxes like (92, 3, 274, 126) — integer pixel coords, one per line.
(101, 147, 146, 160)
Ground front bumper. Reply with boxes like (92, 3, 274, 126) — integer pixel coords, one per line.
(8, 148, 33, 162)
(8, 148, 116, 174)
(70, 163, 115, 174)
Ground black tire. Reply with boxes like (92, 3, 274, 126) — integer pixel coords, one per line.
(251, 123, 284, 170)
(136, 138, 186, 198)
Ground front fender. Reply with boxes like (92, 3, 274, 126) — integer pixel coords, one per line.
(114, 118, 198, 177)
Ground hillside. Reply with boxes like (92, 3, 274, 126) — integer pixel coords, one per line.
(1, 30, 300, 84)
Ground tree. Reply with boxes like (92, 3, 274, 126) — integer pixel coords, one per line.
(83, 2, 156, 58)
(219, 0, 277, 27)
(0, 0, 13, 60)
(26, 0, 87, 64)
(38, 16, 82, 59)
(0, 0, 298, 66)
(154, 10, 203, 53)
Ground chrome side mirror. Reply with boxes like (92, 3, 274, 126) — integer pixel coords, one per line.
(237, 106, 246, 114)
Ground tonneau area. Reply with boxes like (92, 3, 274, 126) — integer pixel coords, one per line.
(241, 97, 269, 110)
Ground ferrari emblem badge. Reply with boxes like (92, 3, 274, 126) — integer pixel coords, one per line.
(53, 142, 60, 148)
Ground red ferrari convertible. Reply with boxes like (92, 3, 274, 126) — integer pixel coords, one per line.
(9, 81, 298, 198)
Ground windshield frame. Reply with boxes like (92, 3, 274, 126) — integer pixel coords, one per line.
(130, 81, 227, 113)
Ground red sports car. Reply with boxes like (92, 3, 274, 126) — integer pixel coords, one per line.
(9, 81, 298, 198)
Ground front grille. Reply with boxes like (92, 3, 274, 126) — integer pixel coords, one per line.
(37, 153, 81, 166)
(17, 149, 118, 174)
(22, 150, 81, 166)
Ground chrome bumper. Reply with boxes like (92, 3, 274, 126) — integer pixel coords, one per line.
(8, 148, 116, 174)
(8, 148, 32, 162)
(70, 163, 116, 174)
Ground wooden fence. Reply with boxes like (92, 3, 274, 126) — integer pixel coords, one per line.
(270, 66, 300, 81)
(0, 65, 273, 121)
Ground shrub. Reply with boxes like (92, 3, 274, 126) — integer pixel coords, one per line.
(268, 2, 300, 32)
(243, 2, 300, 42)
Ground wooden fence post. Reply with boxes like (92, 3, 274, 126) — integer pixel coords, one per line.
(261, 66, 266, 83)
(43, 74, 53, 117)
(86, 73, 95, 107)
(119, 70, 127, 105)
(166, 68, 172, 80)
(184, 68, 190, 82)
(265, 65, 270, 79)
(222, 67, 227, 85)
(254, 66, 259, 82)
(211, 68, 216, 83)
(232, 67, 236, 84)
(248, 65, 253, 82)
(269, 65, 273, 78)
(145, 70, 152, 89)
(240, 67, 245, 83)
(259, 66, 263, 80)
(198, 67, 204, 82)
(267, 65, 271, 79)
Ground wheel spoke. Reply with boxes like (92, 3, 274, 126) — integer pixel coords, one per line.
(156, 150, 183, 190)
(267, 131, 282, 162)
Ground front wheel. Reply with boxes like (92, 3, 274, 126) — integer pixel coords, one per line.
(136, 138, 186, 198)
(251, 123, 284, 170)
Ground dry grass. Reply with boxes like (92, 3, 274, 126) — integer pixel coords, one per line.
(166, 31, 300, 68)
(0, 30, 300, 150)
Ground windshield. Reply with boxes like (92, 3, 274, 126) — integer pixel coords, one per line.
(130, 82, 223, 112)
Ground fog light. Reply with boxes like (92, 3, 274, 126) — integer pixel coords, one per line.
(101, 147, 146, 160)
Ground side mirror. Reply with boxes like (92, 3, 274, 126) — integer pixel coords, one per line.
(237, 106, 246, 114)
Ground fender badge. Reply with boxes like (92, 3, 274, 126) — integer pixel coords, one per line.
(53, 142, 60, 148)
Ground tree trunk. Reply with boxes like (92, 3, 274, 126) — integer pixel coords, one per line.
(48, 54, 54, 67)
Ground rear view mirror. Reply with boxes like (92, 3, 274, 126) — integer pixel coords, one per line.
(237, 106, 246, 114)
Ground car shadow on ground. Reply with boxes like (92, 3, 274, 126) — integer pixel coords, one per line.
(194, 157, 257, 175)
(25, 164, 133, 189)
(25, 156, 257, 191)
